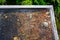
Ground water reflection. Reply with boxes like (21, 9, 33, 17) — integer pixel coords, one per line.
(0, 8, 54, 40)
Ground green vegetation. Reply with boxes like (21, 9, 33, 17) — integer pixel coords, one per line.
(0, 0, 60, 39)
(0, 0, 6, 4)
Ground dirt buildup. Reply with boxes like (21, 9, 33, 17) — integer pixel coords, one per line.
(15, 11, 53, 40)
(0, 9, 54, 40)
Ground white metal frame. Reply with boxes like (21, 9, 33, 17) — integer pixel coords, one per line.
(0, 5, 59, 40)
